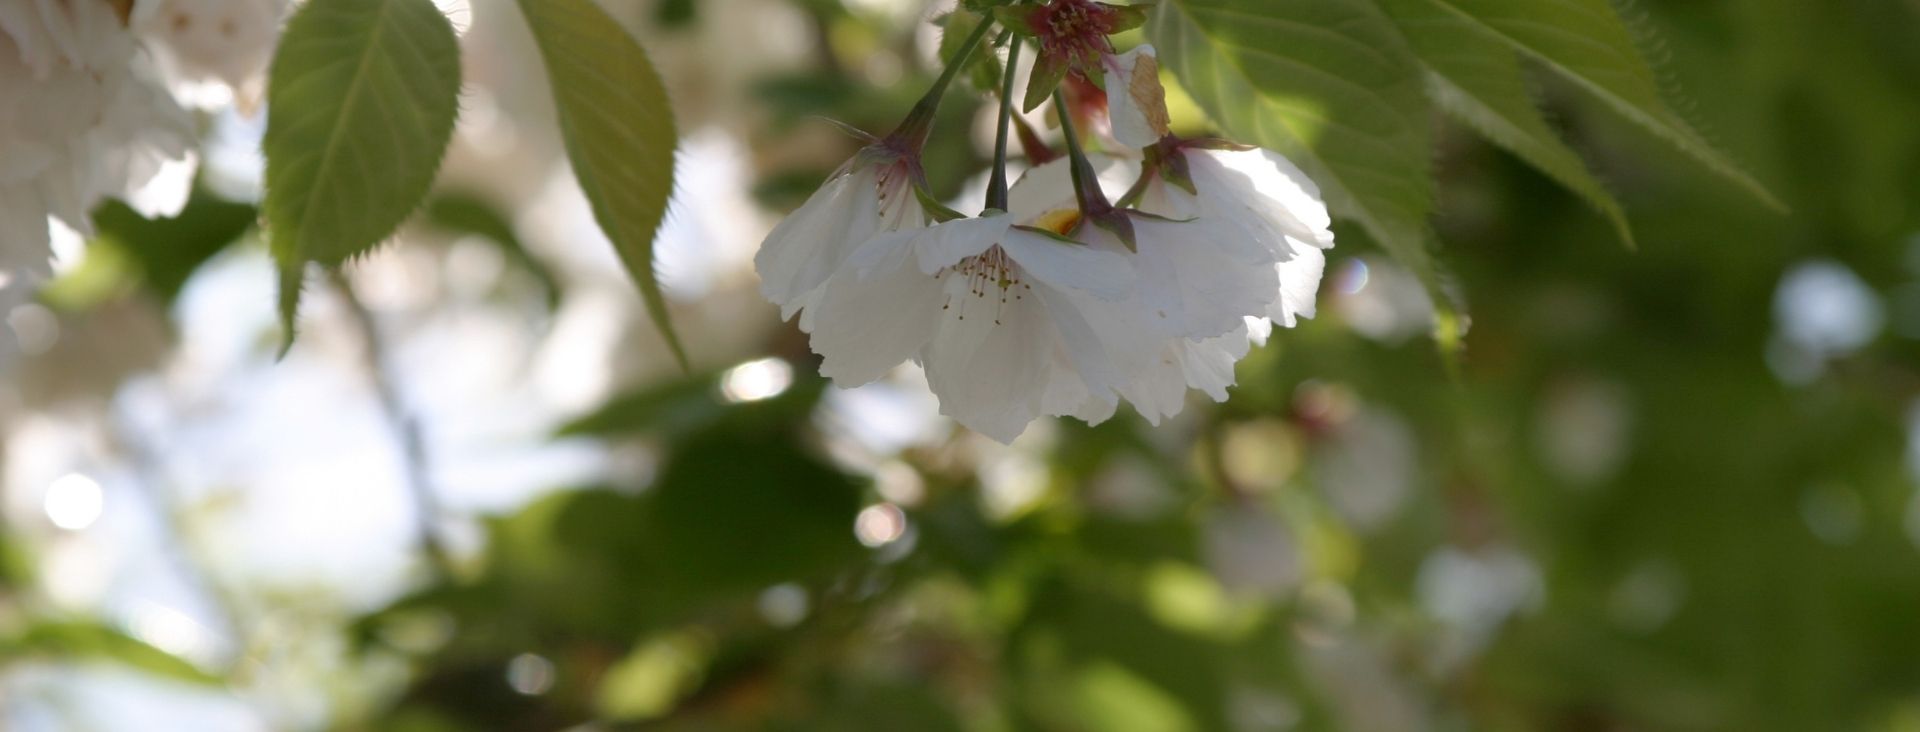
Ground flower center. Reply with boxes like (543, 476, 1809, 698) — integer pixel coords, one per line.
(1033, 208, 1082, 236)
(943, 245, 1031, 325)
(1031, 0, 1121, 72)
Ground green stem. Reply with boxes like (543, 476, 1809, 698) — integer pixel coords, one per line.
(1115, 158, 1156, 209)
(986, 36, 1024, 213)
(1053, 88, 1110, 215)
(893, 16, 996, 150)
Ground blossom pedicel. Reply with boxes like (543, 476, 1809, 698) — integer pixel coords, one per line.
(754, 0, 1334, 443)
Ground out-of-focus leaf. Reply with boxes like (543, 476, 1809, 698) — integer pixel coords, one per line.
(1019, 578, 1230, 730)
(1147, 0, 1435, 276)
(939, 10, 1003, 92)
(642, 427, 864, 593)
(423, 193, 562, 311)
(654, 0, 697, 28)
(1, 621, 220, 685)
(1380, 0, 1635, 249)
(514, 0, 686, 369)
(263, 0, 462, 349)
(774, 679, 966, 732)
(556, 372, 825, 440)
(1413, 0, 1783, 209)
(88, 193, 258, 305)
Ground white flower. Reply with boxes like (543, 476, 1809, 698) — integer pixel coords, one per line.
(1139, 145, 1333, 328)
(807, 206, 1134, 443)
(1103, 44, 1169, 149)
(0, 0, 196, 305)
(806, 156, 1300, 441)
(754, 147, 927, 328)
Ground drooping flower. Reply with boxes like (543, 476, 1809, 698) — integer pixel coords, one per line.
(754, 144, 927, 329)
(805, 198, 1134, 443)
(805, 156, 1299, 442)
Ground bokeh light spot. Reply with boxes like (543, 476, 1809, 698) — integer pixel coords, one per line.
(507, 653, 556, 696)
(44, 473, 103, 531)
(720, 357, 793, 403)
(853, 503, 907, 548)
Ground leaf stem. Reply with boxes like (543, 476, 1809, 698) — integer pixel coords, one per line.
(894, 14, 996, 150)
(329, 270, 453, 577)
(986, 35, 1024, 213)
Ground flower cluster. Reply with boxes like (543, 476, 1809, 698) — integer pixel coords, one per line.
(756, 1, 1332, 443)
(0, 0, 251, 311)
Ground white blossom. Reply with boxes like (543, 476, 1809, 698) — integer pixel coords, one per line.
(133, 0, 286, 107)
(806, 203, 1134, 443)
(754, 148, 927, 329)
(0, 0, 196, 309)
(804, 156, 1305, 441)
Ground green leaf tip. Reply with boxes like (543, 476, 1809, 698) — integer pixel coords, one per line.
(515, 0, 689, 372)
(276, 262, 304, 360)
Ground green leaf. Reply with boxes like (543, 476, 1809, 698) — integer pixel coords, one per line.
(263, 0, 462, 351)
(2, 621, 222, 685)
(1380, 0, 1635, 249)
(1412, 0, 1783, 210)
(1147, 0, 1436, 275)
(1023, 41, 1073, 113)
(514, 0, 686, 370)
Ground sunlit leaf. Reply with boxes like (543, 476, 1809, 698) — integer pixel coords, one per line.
(1414, 0, 1783, 209)
(1380, 0, 1635, 248)
(514, 0, 686, 369)
(1147, 0, 1436, 276)
(263, 0, 462, 350)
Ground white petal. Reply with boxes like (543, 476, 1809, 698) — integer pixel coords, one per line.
(1103, 46, 1168, 150)
(1005, 159, 1077, 223)
(1268, 243, 1325, 327)
(1245, 316, 1274, 346)
(1032, 283, 1124, 402)
(755, 168, 873, 318)
(125, 151, 198, 219)
(999, 228, 1133, 301)
(0, 189, 53, 278)
(1177, 328, 1250, 402)
(1127, 217, 1279, 339)
(1199, 148, 1333, 250)
(808, 237, 947, 387)
(755, 162, 922, 321)
(921, 277, 1054, 443)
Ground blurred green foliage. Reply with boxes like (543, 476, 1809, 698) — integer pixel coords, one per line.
(10, 0, 1920, 731)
